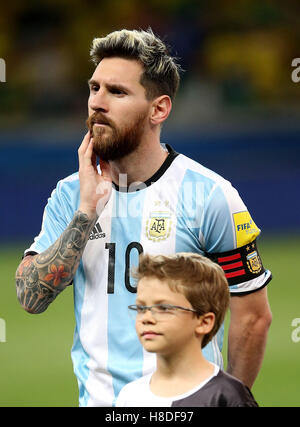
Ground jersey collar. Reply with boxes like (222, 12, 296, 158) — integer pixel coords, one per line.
(113, 144, 179, 193)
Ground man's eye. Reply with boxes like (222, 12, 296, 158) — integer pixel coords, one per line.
(111, 88, 123, 95)
(90, 85, 99, 92)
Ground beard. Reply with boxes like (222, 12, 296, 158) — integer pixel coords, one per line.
(86, 111, 148, 161)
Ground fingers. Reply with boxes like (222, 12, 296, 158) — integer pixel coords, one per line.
(78, 131, 91, 158)
(91, 149, 97, 171)
(78, 131, 111, 180)
(85, 136, 94, 159)
(87, 139, 99, 172)
(78, 132, 97, 170)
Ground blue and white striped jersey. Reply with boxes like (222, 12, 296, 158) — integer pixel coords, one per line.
(25, 145, 271, 406)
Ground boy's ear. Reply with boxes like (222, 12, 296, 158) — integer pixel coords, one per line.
(195, 312, 215, 336)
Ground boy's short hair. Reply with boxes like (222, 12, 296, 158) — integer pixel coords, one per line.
(134, 253, 230, 348)
(90, 28, 181, 101)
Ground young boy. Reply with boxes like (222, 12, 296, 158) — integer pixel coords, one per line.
(116, 253, 258, 407)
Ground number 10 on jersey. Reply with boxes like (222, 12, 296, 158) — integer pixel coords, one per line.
(105, 242, 143, 294)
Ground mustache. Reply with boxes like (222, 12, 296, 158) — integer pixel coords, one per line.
(86, 112, 114, 130)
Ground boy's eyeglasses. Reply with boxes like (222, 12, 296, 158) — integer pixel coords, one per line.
(128, 303, 200, 321)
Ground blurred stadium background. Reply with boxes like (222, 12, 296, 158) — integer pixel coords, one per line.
(0, 0, 299, 407)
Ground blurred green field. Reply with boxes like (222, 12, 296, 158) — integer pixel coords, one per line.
(0, 235, 299, 407)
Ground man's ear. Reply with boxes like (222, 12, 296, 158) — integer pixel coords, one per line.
(150, 95, 172, 126)
(195, 312, 215, 336)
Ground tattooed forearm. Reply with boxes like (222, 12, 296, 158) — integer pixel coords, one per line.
(15, 210, 97, 314)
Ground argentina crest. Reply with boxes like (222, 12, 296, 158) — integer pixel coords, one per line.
(146, 209, 172, 242)
(246, 250, 262, 274)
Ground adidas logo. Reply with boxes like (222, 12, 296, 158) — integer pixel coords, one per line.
(89, 223, 106, 240)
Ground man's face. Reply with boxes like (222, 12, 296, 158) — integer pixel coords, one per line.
(87, 57, 151, 161)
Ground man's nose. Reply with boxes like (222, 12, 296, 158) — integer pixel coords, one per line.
(88, 88, 109, 112)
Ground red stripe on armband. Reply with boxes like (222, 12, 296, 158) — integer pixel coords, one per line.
(205, 239, 265, 286)
(225, 269, 246, 278)
(221, 261, 243, 271)
(218, 253, 241, 263)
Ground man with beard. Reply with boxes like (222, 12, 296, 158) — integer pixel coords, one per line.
(16, 29, 272, 407)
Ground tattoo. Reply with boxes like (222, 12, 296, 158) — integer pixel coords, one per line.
(15, 211, 97, 314)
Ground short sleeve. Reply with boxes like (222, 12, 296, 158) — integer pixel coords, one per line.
(202, 181, 271, 294)
(201, 180, 260, 253)
(24, 175, 79, 256)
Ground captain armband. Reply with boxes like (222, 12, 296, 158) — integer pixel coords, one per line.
(206, 239, 265, 286)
